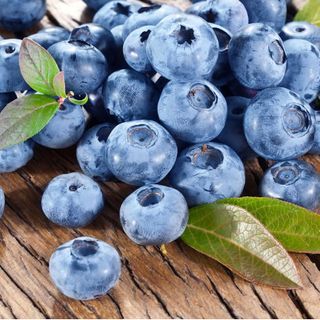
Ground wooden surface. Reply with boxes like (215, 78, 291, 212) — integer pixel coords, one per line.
(1, 0, 320, 318)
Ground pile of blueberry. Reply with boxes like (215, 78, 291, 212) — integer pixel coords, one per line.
(0, 0, 320, 300)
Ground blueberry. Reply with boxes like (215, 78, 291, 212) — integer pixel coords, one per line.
(42, 173, 104, 228)
(123, 26, 154, 73)
(106, 120, 178, 186)
(0, 39, 28, 93)
(228, 23, 287, 90)
(0, 0, 46, 32)
(33, 101, 86, 149)
(186, 0, 248, 34)
(146, 13, 219, 81)
(120, 184, 189, 245)
(239, 0, 286, 32)
(48, 27, 108, 95)
(280, 22, 320, 49)
(77, 123, 115, 181)
(216, 96, 255, 160)
(0, 92, 16, 112)
(83, 0, 110, 11)
(49, 237, 121, 300)
(76, 24, 116, 64)
(122, 4, 181, 39)
(244, 87, 316, 160)
(280, 39, 320, 103)
(102, 69, 159, 122)
(28, 27, 70, 49)
(260, 160, 320, 210)
(0, 187, 4, 218)
(0, 141, 34, 173)
(209, 23, 233, 86)
(169, 142, 245, 207)
(93, 1, 141, 30)
(158, 80, 227, 143)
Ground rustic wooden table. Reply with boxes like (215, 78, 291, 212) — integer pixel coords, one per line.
(1, 0, 320, 318)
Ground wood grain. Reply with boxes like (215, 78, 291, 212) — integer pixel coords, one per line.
(1, 0, 320, 318)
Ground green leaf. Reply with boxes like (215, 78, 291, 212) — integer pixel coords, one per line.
(294, 0, 320, 26)
(53, 72, 67, 98)
(181, 203, 301, 289)
(0, 94, 59, 149)
(19, 38, 60, 96)
(68, 94, 89, 106)
(218, 197, 320, 254)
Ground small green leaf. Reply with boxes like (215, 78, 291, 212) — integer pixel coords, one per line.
(219, 197, 320, 254)
(294, 0, 320, 26)
(181, 203, 301, 289)
(0, 94, 59, 149)
(19, 38, 60, 96)
(68, 94, 89, 106)
(53, 72, 67, 98)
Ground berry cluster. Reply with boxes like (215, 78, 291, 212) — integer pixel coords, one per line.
(0, 0, 319, 300)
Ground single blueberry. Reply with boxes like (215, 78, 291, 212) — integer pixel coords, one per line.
(120, 184, 189, 245)
(216, 96, 255, 160)
(106, 120, 178, 186)
(0, 39, 28, 93)
(0, 141, 34, 173)
(0, 92, 16, 112)
(48, 27, 108, 95)
(228, 23, 287, 90)
(0, 0, 46, 32)
(239, 0, 286, 32)
(280, 39, 320, 103)
(49, 237, 121, 300)
(93, 1, 141, 30)
(186, 0, 248, 34)
(260, 160, 320, 210)
(123, 25, 154, 73)
(158, 80, 227, 143)
(102, 69, 159, 122)
(33, 101, 86, 149)
(77, 123, 115, 181)
(169, 142, 245, 207)
(244, 87, 316, 160)
(42, 173, 104, 228)
(146, 13, 219, 81)
(28, 27, 70, 49)
(122, 4, 181, 39)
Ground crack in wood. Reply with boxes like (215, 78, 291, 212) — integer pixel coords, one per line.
(107, 293, 125, 318)
(288, 291, 313, 319)
(250, 285, 277, 319)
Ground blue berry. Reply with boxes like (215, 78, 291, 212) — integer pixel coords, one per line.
(244, 87, 316, 160)
(280, 39, 320, 103)
(106, 120, 178, 186)
(33, 101, 86, 149)
(0, 0, 46, 32)
(102, 69, 159, 122)
(42, 173, 104, 228)
(228, 23, 287, 90)
(146, 13, 219, 81)
(280, 22, 320, 49)
(239, 0, 286, 32)
(77, 123, 115, 181)
(49, 237, 121, 300)
(122, 4, 181, 39)
(169, 142, 245, 207)
(123, 25, 154, 73)
(260, 160, 320, 210)
(0, 187, 4, 218)
(216, 96, 255, 160)
(0, 141, 34, 173)
(186, 0, 248, 34)
(120, 184, 189, 245)
(48, 27, 108, 95)
(158, 80, 227, 143)
(0, 92, 16, 112)
(28, 27, 70, 49)
(93, 1, 141, 30)
(0, 39, 28, 93)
